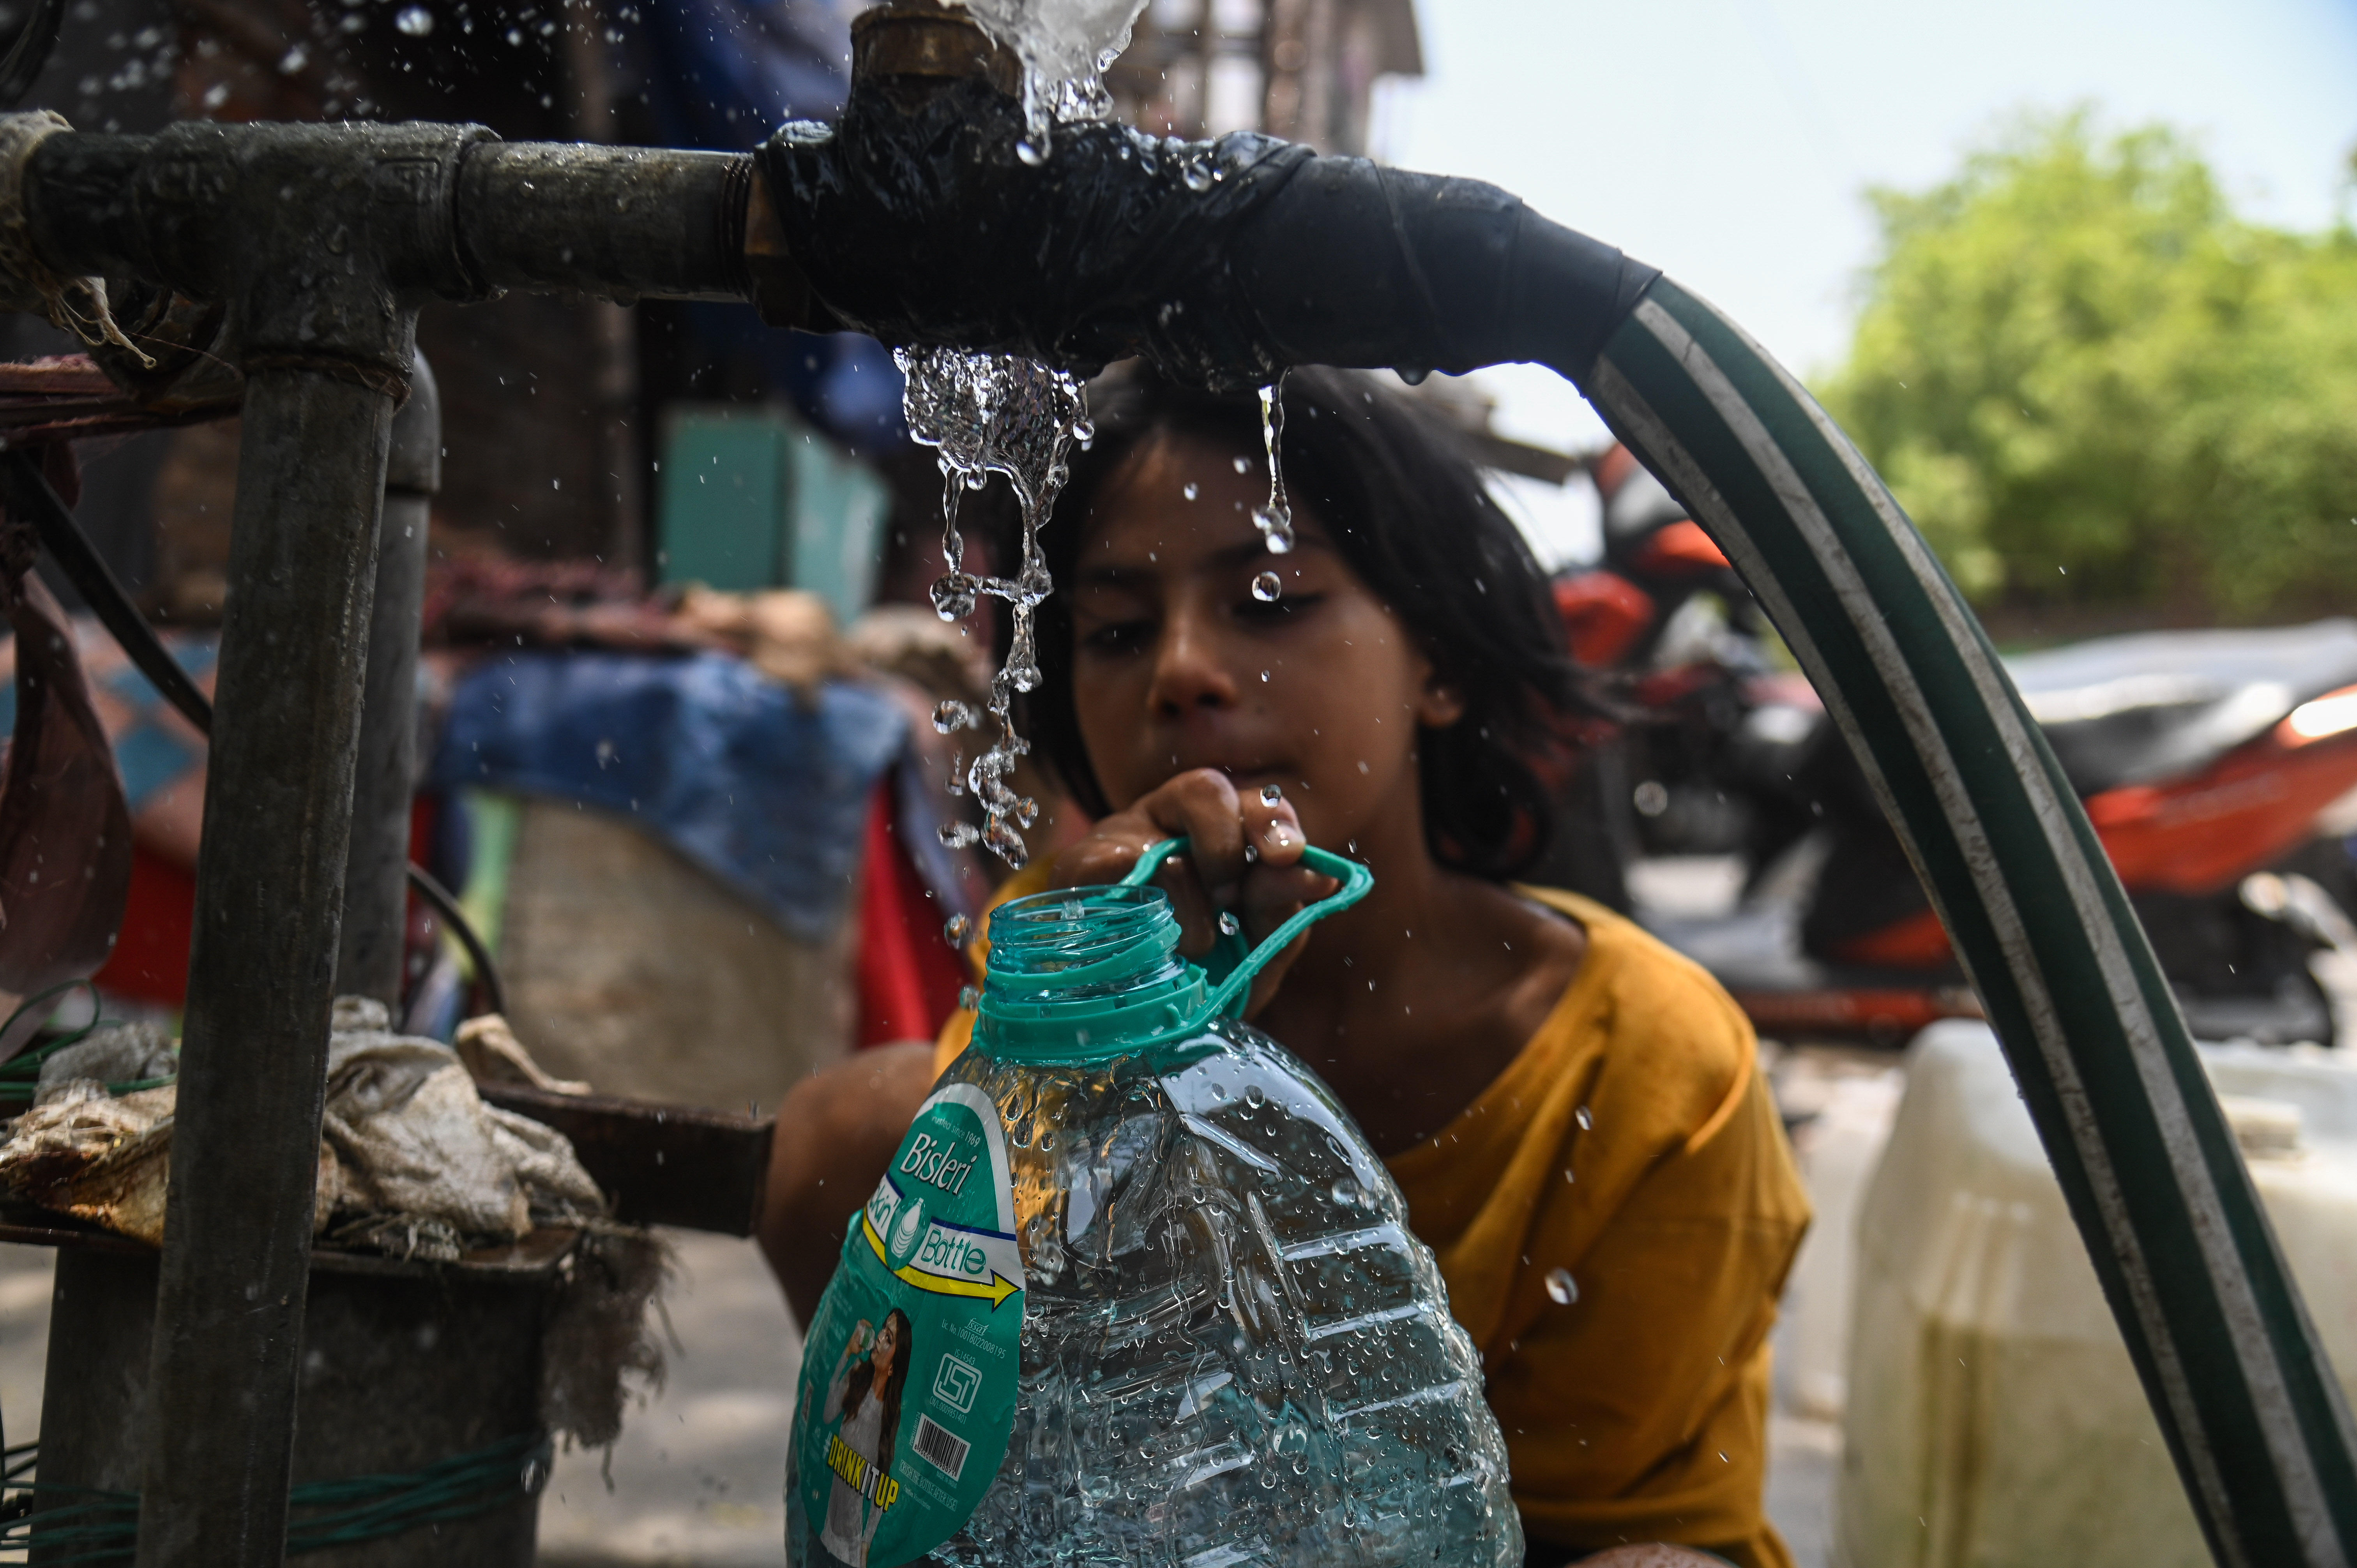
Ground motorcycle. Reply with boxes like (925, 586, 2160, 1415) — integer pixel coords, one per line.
(1549, 445, 2357, 1046)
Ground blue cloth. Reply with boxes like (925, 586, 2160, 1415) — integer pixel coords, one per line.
(0, 629, 213, 811)
(431, 651, 908, 942)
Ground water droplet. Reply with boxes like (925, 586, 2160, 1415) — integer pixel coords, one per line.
(1182, 161, 1214, 193)
(1331, 1176, 1360, 1206)
(1039, 1131, 1055, 1152)
(1244, 1084, 1266, 1110)
(1232, 456, 1251, 474)
(1260, 669, 1270, 682)
(1544, 1268, 1579, 1305)
(944, 913, 973, 946)
(933, 698, 974, 733)
(930, 572, 978, 622)
(1260, 783, 1283, 804)
(958, 985, 978, 1011)
(1253, 378, 1296, 553)
(1182, 481, 1199, 500)
(1397, 366, 1431, 386)
(1575, 1104, 1593, 1131)
(1016, 139, 1046, 167)
(1251, 571, 1282, 602)
(277, 42, 309, 71)
(1563, 1167, 1576, 1185)
(939, 821, 980, 849)
(394, 4, 433, 34)
(1218, 910, 1241, 937)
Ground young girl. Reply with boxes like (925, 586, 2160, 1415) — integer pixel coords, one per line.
(765, 368, 1810, 1568)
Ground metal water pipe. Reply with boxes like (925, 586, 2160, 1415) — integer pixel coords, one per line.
(336, 353, 438, 1008)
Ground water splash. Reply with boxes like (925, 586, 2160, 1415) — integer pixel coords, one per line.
(898, 346, 1092, 868)
(1251, 373, 1294, 555)
(953, 0, 1148, 157)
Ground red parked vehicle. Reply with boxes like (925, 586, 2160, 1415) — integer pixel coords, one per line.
(1552, 444, 2357, 1045)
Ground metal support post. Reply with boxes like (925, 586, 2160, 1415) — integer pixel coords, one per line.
(334, 355, 440, 1009)
(137, 363, 398, 1564)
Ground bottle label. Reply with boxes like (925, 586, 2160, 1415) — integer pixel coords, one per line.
(792, 1083, 1023, 1567)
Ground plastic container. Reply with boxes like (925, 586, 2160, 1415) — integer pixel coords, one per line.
(1837, 1020, 2357, 1568)
(1772, 1056, 1904, 1423)
(787, 839, 1522, 1568)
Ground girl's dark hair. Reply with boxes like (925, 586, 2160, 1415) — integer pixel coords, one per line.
(843, 1307, 913, 1476)
(1017, 364, 1586, 879)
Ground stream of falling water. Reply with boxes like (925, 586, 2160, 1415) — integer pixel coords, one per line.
(899, 346, 1091, 870)
(957, 0, 1147, 159)
(1252, 372, 1293, 558)
(903, 353, 1297, 871)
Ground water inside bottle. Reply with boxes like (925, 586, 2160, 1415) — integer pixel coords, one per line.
(924, 882, 1523, 1568)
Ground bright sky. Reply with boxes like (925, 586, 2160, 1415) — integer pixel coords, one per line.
(1375, 0, 2357, 470)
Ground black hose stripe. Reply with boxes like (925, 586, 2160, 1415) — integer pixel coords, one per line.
(1581, 276, 2357, 1566)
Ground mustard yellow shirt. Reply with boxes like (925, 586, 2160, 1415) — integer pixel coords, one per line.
(934, 874, 1809, 1568)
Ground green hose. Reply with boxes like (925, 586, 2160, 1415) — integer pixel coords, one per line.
(1572, 275, 2357, 1568)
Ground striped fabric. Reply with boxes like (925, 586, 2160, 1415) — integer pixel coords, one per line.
(1574, 276, 2357, 1568)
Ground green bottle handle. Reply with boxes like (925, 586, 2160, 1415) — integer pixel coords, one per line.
(1117, 836, 1374, 1018)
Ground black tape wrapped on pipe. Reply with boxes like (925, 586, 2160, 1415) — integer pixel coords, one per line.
(760, 88, 2357, 1567)
(758, 78, 1654, 389)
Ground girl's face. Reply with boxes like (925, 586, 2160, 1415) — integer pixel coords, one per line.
(1067, 431, 1463, 854)
(873, 1316, 901, 1377)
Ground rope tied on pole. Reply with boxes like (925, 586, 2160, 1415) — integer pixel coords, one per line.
(0, 113, 151, 370)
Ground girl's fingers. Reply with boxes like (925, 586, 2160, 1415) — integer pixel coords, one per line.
(1139, 769, 1249, 901)
(1044, 772, 1328, 964)
(1236, 789, 1308, 873)
(1235, 857, 1338, 1018)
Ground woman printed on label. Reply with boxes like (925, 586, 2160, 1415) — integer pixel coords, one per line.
(819, 1308, 912, 1567)
(766, 368, 1810, 1568)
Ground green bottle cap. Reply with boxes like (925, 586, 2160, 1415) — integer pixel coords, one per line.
(974, 838, 1372, 1063)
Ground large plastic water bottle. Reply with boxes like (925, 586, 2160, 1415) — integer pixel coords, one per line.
(788, 839, 1521, 1568)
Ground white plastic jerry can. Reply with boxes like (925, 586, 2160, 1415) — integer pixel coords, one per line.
(1838, 1020, 2357, 1568)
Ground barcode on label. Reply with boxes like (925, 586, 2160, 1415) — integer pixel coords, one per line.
(912, 1414, 970, 1480)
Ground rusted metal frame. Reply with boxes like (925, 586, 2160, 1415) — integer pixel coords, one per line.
(476, 1082, 777, 1238)
(2, 117, 777, 1566)
(333, 355, 439, 1009)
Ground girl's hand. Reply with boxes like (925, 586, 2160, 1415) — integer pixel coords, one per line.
(1050, 768, 1338, 1017)
(846, 1319, 874, 1356)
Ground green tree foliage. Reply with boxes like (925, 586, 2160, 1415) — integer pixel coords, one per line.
(1820, 114, 2357, 620)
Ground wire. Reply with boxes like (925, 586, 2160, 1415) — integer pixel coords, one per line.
(0, 1431, 550, 1563)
